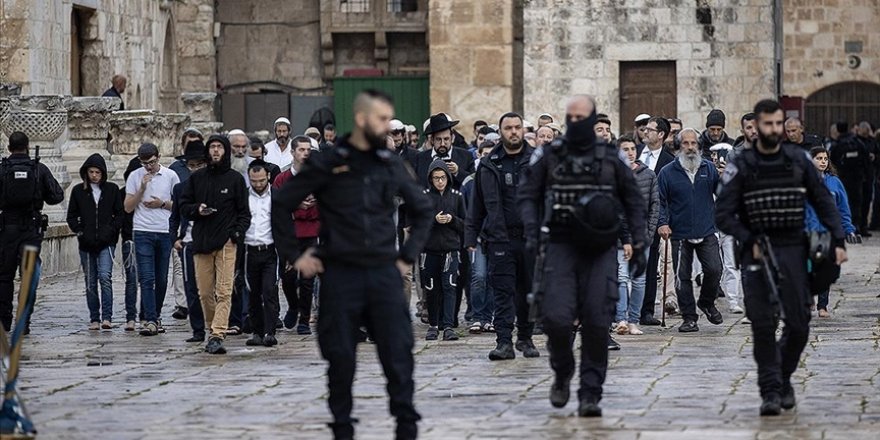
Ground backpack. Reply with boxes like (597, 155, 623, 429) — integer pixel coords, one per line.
(0, 156, 40, 212)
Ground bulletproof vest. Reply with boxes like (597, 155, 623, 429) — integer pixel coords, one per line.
(835, 135, 864, 172)
(546, 140, 621, 253)
(741, 147, 806, 233)
(0, 157, 41, 213)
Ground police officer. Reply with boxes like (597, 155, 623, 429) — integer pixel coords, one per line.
(715, 99, 847, 416)
(271, 90, 432, 440)
(465, 111, 539, 361)
(0, 132, 64, 332)
(518, 95, 647, 417)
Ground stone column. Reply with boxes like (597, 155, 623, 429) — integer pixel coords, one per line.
(62, 96, 122, 188)
(0, 83, 23, 152)
(155, 112, 192, 158)
(0, 95, 71, 223)
(180, 92, 222, 138)
(107, 110, 191, 185)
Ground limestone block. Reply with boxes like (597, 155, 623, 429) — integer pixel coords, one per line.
(474, 47, 511, 87)
(62, 96, 121, 184)
(180, 92, 216, 122)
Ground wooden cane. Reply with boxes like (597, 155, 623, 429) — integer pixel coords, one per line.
(661, 239, 669, 328)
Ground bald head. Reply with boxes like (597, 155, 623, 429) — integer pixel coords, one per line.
(565, 94, 596, 123)
(784, 117, 804, 144)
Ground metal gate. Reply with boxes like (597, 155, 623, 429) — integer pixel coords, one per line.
(333, 76, 430, 136)
(805, 81, 880, 135)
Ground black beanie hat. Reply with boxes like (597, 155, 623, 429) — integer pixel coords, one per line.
(706, 109, 726, 128)
(835, 122, 849, 134)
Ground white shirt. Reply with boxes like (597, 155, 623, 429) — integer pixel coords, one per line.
(265, 138, 293, 171)
(125, 165, 180, 233)
(183, 220, 194, 243)
(639, 146, 662, 172)
(90, 183, 102, 205)
(244, 187, 273, 246)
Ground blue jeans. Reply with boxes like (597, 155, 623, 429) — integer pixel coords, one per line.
(133, 231, 171, 323)
(181, 244, 206, 337)
(617, 248, 648, 324)
(80, 246, 114, 322)
(122, 240, 139, 321)
(468, 246, 494, 324)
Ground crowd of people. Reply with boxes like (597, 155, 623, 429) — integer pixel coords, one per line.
(3, 85, 878, 438)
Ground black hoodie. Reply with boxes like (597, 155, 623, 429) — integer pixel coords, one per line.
(66, 153, 124, 252)
(178, 134, 251, 254)
(422, 159, 465, 252)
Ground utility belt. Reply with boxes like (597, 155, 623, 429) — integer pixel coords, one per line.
(0, 211, 47, 232)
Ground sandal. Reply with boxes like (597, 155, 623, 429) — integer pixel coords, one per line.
(482, 323, 495, 333)
(468, 322, 483, 334)
(227, 326, 242, 336)
(627, 323, 644, 335)
(615, 320, 629, 335)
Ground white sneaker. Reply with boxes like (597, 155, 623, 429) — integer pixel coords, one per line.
(730, 305, 744, 314)
(741, 316, 751, 324)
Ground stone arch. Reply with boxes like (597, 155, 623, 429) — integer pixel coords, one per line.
(159, 17, 179, 112)
(805, 81, 880, 134)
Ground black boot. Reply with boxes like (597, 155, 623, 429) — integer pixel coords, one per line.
(781, 383, 796, 410)
(515, 338, 540, 358)
(488, 341, 515, 361)
(395, 419, 418, 440)
(578, 396, 602, 417)
(549, 371, 573, 408)
(760, 394, 782, 416)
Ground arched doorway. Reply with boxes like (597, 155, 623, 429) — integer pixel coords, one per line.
(805, 81, 880, 136)
(159, 18, 179, 112)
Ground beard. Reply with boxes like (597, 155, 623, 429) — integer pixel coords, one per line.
(502, 136, 523, 151)
(231, 156, 249, 174)
(757, 129, 781, 149)
(677, 150, 701, 172)
(364, 126, 387, 150)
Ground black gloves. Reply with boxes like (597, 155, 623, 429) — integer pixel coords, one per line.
(628, 244, 647, 278)
(845, 233, 861, 245)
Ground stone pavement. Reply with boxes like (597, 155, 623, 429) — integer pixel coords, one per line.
(4, 242, 880, 440)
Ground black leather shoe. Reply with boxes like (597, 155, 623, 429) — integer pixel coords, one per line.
(246, 334, 264, 346)
(205, 337, 227, 355)
(425, 327, 439, 341)
(640, 315, 662, 326)
(186, 334, 205, 343)
(699, 304, 724, 325)
(679, 320, 699, 332)
(578, 397, 602, 417)
(781, 383, 796, 410)
(171, 307, 188, 320)
(488, 342, 515, 361)
(549, 371, 573, 408)
(607, 336, 621, 350)
(515, 339, 540, 358)
(283, 310, 296, 329)
(263, 334, 278, 347)
(760, 394, 782, 416)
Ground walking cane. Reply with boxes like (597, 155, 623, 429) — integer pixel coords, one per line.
(661, 239, 669, 328)
(0, 245, 39, 439)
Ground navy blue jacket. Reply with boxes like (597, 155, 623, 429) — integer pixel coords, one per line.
(657, 158, 719, 240)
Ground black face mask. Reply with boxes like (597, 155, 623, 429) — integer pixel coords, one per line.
(565, 111, 599, 146)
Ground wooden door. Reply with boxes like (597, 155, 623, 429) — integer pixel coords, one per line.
(619, 61, 677, 135)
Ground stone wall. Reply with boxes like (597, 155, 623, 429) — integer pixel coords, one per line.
(429, 0, 518, 132)
(523, 0, 776, 130)
(782, 0, 880, 98)
(0, 0, 215, 112)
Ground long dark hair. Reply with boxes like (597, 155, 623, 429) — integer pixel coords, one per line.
(809, 146, 836, 176)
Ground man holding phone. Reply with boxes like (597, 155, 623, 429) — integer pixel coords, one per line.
(179, 134, 251, 354)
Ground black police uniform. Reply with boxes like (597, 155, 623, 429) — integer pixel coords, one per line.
(464, 143, 537, 358)
(517, 131, 646, 412)
(0, 152, 64, 331)
(715, 143, 844, 414)
(271, 135, 432, 440)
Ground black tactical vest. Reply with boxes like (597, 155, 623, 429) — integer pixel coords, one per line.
(741, 146, 806, 233)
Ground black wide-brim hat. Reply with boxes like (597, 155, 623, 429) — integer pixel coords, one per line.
(181, 139, 206, 161)
(425, 113, 459, 135)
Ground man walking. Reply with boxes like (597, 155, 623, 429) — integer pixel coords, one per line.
(244, 161, 280, 347)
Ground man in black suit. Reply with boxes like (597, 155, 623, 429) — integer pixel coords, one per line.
(413, 114, 475, 189)
(636, 117, 676, 326)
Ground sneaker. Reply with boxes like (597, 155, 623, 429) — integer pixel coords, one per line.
(246, 334, 265, 346)
(263, 334, 278, 347)
(186, 334, 205, 343)
(679, 320, 699, 332)
(627, 323, 644, 335)
(482, 322, 495, 333)
(283, 311, 296, 329)
(614, 320, 629, 335)
(730, 305, 745, 314)
(296, 324, 312, 335)
(549, 371, 573, 408)
(698, 304, 724, 325)
(425, 326, 439, 341)
(578, 397, 602, 417)
(140, 321, 158, 336)
(227, 326, 242, 336)
(89, 322, 100, 331)
(171, 307, 188, 320)
(205, 337, 227, 355)
(275, 317, 283, 329)
(515, 339, 540, 358)
(124, 321, 136, 332)
(741, 316, 751, 325)
(157, 319, 166, 333)
(607, 336, 621, 350)
(781, 383, 796, 410)
(488, 342, 515, 361)
(760, 394, 782, 416)
(101, 320, 113, 330)
(818, 309, 830, 318)
(468, 321, 483, 334)
(442, 328, 459, 341)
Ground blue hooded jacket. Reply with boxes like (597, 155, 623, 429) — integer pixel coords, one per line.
(805, 173, 855, 234)
(657, 158, 720, 240)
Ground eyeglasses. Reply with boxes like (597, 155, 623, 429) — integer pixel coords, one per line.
(140, 158, 159, 167)
(431, 175, 448, 181)
(644, 127, 659, 133)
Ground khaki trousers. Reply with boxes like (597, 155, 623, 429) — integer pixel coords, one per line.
(193, 241, 236, 339)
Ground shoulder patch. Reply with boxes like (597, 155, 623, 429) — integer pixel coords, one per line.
(529, 145, 544, 166)
(721, 161, 738, 185)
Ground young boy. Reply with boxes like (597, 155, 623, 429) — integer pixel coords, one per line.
(420, 159, 466, 341)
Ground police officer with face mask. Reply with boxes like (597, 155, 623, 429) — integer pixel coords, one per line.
(518, 95, 647, 417)
(715, 99, 847, 416)
(0, 132, 64, 333)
